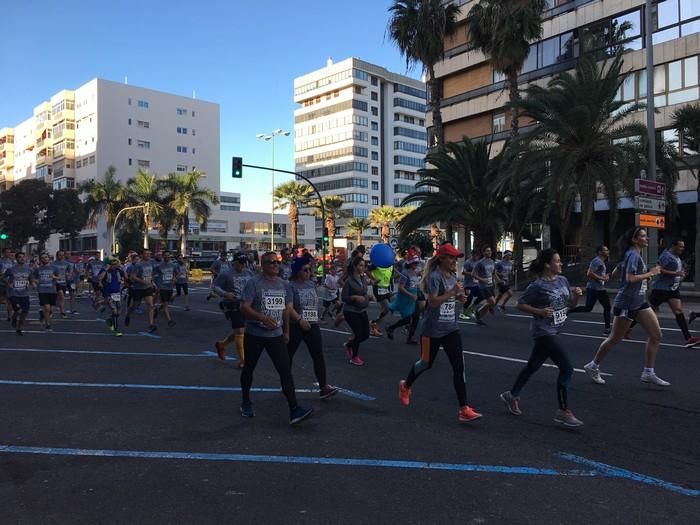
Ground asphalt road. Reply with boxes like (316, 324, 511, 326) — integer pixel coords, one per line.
(0, 285, 698, 524)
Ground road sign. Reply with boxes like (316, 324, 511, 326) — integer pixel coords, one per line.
(635, 196, 666, 213)
(636, 213, 665, 230)
(635, 179, 665, 197)
(389, 238, 398, 249)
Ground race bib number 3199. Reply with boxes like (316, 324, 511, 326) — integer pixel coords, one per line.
(263, 293, 286, 311)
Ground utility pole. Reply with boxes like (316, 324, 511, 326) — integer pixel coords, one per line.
(645, 0, 659, 263)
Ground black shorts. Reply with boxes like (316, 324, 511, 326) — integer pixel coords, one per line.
(649, 289, 681, 307)
(175, 282, 188, 296)
(372, 285, 391, 302)
(0, 285, 6, 299)
(497, 282, 511, 294)
(56, 283, 68, 294)
(39, 293, 57, 306)
(159, 289, 174, 303)
(416, 290, 426, 302)
(91, 281, 101, 293)
(130, 287, 154, 302)
(613, 302, 651, 321)
(10, 296, 30, 313)
(225, 308, 246, 329)
(480, 285, 496, 299)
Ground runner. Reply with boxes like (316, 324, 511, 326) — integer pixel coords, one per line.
(68, 254, 82, 314)
(86, 256, 105, 309)
(152, 250, 179, 328)
(569, 245, 612, 335)
(278, 248, 293, 281)
(287, 255, 338, 399)
(459, 249, 482, 320)
(207, 251, 231, 300)
(213, 253, 254, 367)
(98, 258, 126, 336)
(473, 246, 499, 326)
(239, 251, 313, 425)
(52, 250, 73, 317)
(386, 254, 421, 343)
(341, 255, 371, 366)
(369, 261, 393, 337)
(495, 250, 514, 312)
(320, 264, 342, 320)
(0, 247, 15, 322)
(175, 254, 190, 311)
(499, 248, 584, 428)
(125, 249, 157, 333)
(5, 252, 33, 335)
(647, 240, 699, 347)
(398, 243, 482, 423)
(584, 227, 670, 386)
(32, 253, 59, 331)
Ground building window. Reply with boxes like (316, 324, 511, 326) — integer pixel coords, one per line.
(371, 166, 379, 175)
(128, 138, 132, 145)
(371, 91, 378, 101)
(371, 106, 378, 116)
(394, 83, 427, 99)
(372, 196, 379, 205)
(353, 100, 368, 111)
(138, 120, 150, 128)
(394, 198, 402, 206)
(394, 155, 425, 168)
(371, 181, 379, 190)
(371, 121, 379, 131)
(192, 129, 196, 136)
(137, 140, 150, 149)
(137, 100, 149, 108)
(138, 160, 150, 168)
(128, 158, 132, 166)
(192, 110, 195, 117)
(371, 76, 378, 86)
(177, 126, 188, 134)
(371, 151, 379, 161)
(493, 113, 506, 134)
(394, 141, 427, 154)
(371, 136, 379, 146)
(176, 164, 187, 172)
(394, 183, 415, 194)
(394, 98, 427, 112)
(128, 98, 132, 105)
(394, 127, 427, 140)
(177, 108, 187, 115)
(89, 155, 95, 164)
(128, 118, 132, 125)
(177, 145, 188, 153)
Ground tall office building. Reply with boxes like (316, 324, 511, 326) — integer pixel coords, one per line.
(434, 0, 700, 248)
(293, 57, 427, 239)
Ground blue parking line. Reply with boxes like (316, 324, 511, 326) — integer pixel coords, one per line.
(0, 379, 376, 401)
(0, 347, 233, 360)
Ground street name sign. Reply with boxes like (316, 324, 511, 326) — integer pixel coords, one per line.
(635, 179, 665, 197)
(634, 196, 666, 213)
(636, 213, 665, 230)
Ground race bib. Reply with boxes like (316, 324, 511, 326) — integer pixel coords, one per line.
(377, 287, 389, 296)
(640, 280, 648, 295)
(14, 278, 28, 289)
(302, 309, 318, 322)
(553, 308, 567, 326)
(162, 271, 173, 282)
(110, 293, 121, 303)
(485, 277, 493, 286)
(439, 300, 456, 323)
(672, 277, 681, 291)
(263, 292, 286, 311)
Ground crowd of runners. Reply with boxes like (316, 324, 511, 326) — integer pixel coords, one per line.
(0, 225, 697, 427)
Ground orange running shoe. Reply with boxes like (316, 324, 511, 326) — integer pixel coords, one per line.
(458, 405, 482, 422)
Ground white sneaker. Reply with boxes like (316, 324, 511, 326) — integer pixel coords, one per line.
(641, 371, 671, 387)
(584, 362, 606, 385)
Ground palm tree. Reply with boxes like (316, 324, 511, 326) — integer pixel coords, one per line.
(346, 218, 371, 245)
(312, 196, 344, 256)
(387, 0, 460, 147)
(369, 205, 406, 244)
(126, 168, 164, 249)
(274, 181, 314, 248)
(673, 103, 700, 289)
(400, 138, 509, 248)
(79, 165, 127, 251)
(509, 52, 651, 261)
(160, 170, 219, 254)
(466, 0, 546, 137)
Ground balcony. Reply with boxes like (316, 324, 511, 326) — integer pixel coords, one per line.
(36, 148, 52, 165)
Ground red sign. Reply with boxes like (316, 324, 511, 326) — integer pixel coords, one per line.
(635, 179, 665, 197)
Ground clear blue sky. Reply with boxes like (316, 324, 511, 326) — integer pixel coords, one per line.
(2, 0, 422, 212)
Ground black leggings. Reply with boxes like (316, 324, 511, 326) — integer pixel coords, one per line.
(344, 310, 370, 357)
(510, 335, 573, 410)
(405, 330, 467, 407)
(388, 310, 419, 338)
(570, 288, 611, 327)
(288, 323, 327, 387)
(241, 334, 297, 408)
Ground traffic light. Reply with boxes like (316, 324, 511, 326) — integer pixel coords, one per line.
(232, 156, 243, 178)
(0, 232, 7, 241)
(323, 227, 329, 243)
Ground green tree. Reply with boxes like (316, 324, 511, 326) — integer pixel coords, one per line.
(274, 181, 313, 248)
(400, 138, 508, 248)
(0, 179, 52, 250)
(312, 196, 345, 256)
(466, 0, 546, 137)
(79, 165, 128, 251)
(387, 0, 460, 147)
(369, 205, 406, 244)
(346, 218, 371, 245)
(160, 170, 219, 254)
(49, 189, 88, 241)
(126, 168, 164, 249)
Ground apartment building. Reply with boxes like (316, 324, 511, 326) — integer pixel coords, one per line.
(293, 57, 426, 238)
(435, 0, 700, 248)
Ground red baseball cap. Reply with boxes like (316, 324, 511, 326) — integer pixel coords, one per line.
(435, 243, 464, 258)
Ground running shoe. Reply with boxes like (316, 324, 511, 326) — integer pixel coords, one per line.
(641, 371, 671, 387)
(689, 312, 697, 326)
(214, 341, 227, 360)
(240, 401, 255, 418)
(289, 405, 314, 425)
(319, 385, 339, 399)
(148, 324, 158, 333)
(370, 323, 383, 337)
(684, 336, 700, 348)
(458, 406, 482, 422)
(350, 355, 364, 366)
(459, 313, 471, 320)
(114, 330, 123, 337)
(584, 362, 606, 385)
(344, 341, 353, 360)
(398, 380, 412, 406)
(554, 409, 583, 428)
(499, 391, 522, 416)
(167, 319, 176, 328)
(61, 312, 68, 319)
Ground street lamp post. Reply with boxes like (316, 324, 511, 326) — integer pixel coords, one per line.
(256, 129, 290, 251)
(111, 205, 146, 255)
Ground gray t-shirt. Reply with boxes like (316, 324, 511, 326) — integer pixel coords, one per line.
(653, 250, 683, 291)
(175, 262, 188, 283)
(289, 279, 320, 324)
(6, 264, 32, 297)
(419, 270, 459, 338)
(495, 260, 513, 285)
(518, 276, 572, 338)
(474, 258, 496, 288)
(0, 258, 14, 285)
(241, 274, 292, 338)
(462, 259, 478, 287)
(128, 261, 155, 290)
(586, 256, 607, 291)
(213, 268, 254, 301)
(33, 265, 58, 294)
(52, 260, 72, 285)
(153, 262, 178, 289)
(614, 249, 648, 310)
(211, 259, 231, 276)
(398, 268, 421, 290)
(86, 260, 104, 282)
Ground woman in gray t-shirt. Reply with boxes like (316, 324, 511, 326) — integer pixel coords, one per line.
(499, 249, 584, 428)
(398, 243, 482, 423)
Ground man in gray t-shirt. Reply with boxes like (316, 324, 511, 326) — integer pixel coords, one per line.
(6, 252, 33, 334)
(473, 246, 499, 325)
(126, 249, 157, 332)
(33, 253, 59, 329)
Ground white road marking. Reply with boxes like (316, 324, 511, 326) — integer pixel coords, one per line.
(462, 350, 613, 376)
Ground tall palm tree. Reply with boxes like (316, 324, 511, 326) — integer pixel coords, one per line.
(387, 0, 460, 147)
(312, 196, 344, 256)
(466, 0, 546, 137)
(126, 168, 164, 249)
(160, 170, 219, 254)
(369, 205, 406, 244)
(346, 218, 371, 245)
(273, 181, 314, 248)
(400, 138, 509, 248)
(673, 103, 700, 290)
(79, 165, 127, 251)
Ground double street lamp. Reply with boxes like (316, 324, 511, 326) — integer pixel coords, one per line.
(256, 128, 290, 251)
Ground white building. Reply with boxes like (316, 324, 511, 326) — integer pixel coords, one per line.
(293, 57, 426, 238)
(219, 191, 241, 212)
